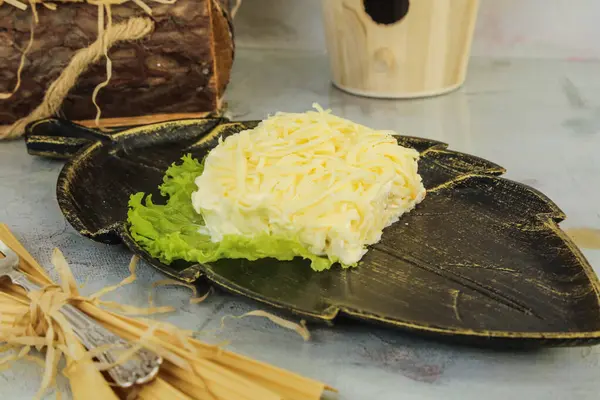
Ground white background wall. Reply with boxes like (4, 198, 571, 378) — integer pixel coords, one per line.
(234, 0, 600, 60)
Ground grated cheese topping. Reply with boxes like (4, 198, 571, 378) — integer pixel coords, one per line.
(191, 104, 426, 266)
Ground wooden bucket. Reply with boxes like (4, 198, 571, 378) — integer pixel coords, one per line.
(322, 0, 479, 98)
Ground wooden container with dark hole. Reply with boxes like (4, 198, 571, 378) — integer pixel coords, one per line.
(322, 0, 479, 98)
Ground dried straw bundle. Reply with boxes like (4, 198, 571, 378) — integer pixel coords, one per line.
(0, 224, 334, 399)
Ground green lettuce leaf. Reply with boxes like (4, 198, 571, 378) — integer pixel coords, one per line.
(127, 154, 342, 271)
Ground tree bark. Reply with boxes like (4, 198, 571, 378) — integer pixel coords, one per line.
(0, 0, 234, 126)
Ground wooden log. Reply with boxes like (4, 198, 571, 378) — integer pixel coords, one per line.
(0, 0, 234, 127)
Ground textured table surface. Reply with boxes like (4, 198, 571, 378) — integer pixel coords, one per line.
(1, 50, 600, 399)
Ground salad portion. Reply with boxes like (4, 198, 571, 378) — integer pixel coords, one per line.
(128, 105, 426, 271)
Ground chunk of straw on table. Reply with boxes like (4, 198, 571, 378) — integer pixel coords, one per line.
(0, 224, 334, 399)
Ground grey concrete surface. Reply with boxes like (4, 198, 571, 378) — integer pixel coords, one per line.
(1, 50, 600, 399)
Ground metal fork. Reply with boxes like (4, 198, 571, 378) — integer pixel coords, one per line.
(0, 240, 162, 388)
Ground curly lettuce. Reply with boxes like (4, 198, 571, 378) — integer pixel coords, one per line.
(127, 155, 340, 271)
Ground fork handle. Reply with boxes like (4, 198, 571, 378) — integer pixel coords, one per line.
(11, 274, 161, 387)
(59, 303, 161, 387)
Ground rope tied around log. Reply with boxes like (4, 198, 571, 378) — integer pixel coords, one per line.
(1, 0, 177, 13)
(0, 17, 154, 140)
(0, 0, 167, 140)
(0, 0, 240, 140)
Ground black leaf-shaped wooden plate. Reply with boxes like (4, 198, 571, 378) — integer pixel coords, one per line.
(25, 118, 600, 348)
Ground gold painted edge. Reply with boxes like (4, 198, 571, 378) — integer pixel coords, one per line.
(27, 118, 55, 133)
(27, 136, 89, 145)
(427, 173, 567, 220)
(56, 142, 104, 235)
(543, 218, 600, 317)
(183, 122, 256, 151)
(110, 118, 223, 140)
(27, 150, 73, 159)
